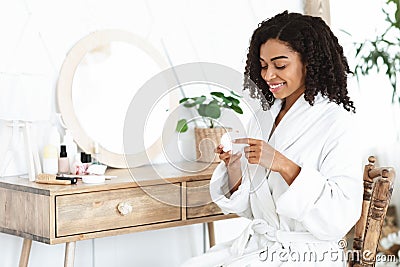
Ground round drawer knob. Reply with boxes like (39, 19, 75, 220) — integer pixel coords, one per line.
(117, 202, 132, 216)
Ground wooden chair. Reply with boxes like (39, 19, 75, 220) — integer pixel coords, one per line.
(348, 156, 396, 266)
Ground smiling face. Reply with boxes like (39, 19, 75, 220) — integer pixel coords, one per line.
(260, 39, 306, 108)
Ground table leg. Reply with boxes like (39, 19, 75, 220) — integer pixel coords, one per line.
(19, 239, 32, 267)
(207, 222, 215, 247)
(64, 241, 76, 267)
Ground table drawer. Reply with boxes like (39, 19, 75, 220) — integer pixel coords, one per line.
(186, 180, 223, 219)
(56, 183, 181, 237)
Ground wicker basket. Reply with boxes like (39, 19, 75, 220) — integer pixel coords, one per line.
(194, 127, 232, 163)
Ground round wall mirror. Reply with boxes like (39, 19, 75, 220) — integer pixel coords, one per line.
(57, 29, 169, 168)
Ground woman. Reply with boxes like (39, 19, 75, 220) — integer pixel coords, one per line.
(182, 11, 363, 266)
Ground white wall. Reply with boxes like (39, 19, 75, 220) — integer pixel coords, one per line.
(0, 1, 304, 267)
(330, 0, 400, 219)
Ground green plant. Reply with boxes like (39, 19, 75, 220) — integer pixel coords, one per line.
(353, 0, 400, 103)
(175, 91, 243, 133)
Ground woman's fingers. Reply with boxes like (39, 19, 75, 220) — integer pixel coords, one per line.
(218, 150, 243, 166)
(215, 144, 224, 153)
(217, 138, 276, 169)
(243, 146, 261, 153)
(216, 145, 235, 165)
(226, 152, 242, 167)
(230, 152, 241, 161)
(244, 151, 258, 160)
(219, 139, 275, 168)
(233, 138, 262, 145)
(219, 151, 231, 161)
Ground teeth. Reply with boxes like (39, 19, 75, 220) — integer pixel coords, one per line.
(269, 83, 284, 89)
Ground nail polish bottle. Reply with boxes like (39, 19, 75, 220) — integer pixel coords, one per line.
(72, 153, 85, 175)
(58, 145, 70, 174)
(80, 152, 92, 173)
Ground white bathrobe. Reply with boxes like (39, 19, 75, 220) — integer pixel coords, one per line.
(182, 94, 363, 266)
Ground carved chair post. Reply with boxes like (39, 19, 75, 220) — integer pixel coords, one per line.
(349, 156, 395, 267)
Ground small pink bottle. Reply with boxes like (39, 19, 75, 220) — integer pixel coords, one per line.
(72, 153, 85, 175)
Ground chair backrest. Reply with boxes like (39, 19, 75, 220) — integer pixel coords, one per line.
(349, 156, 396, 266)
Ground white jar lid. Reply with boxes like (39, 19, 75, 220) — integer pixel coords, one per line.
(82, 175, 105, 184)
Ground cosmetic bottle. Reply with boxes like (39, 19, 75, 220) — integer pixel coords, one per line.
(58, 145, 70, 174)
(62, 130, 77, 174)
(80, 152, 92, 172)
(92, 142, 100, 164)
(72, 153, 85, 175)
(49, 125, 60, 153)
(42, 144, 58, 174)
(86, 153, 92, 164)
(81, 152, 86, 163)
(42, 126, 60, 174)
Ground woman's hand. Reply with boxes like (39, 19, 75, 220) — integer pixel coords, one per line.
(215, 145, 241, 168)
(233, 138, 277, 170)
(233, 138, 300, 185)
(215, 145, 242, 193)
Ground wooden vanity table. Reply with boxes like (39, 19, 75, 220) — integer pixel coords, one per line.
(0, 162, 236, 267)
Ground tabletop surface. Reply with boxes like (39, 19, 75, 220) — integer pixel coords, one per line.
(0, 162, 219, 195)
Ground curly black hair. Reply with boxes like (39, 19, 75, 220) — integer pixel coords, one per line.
(244, 10, 356, 112)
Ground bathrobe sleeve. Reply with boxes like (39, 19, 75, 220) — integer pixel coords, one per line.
(209, 160, 254, 220)
(275, 114, 363, 240)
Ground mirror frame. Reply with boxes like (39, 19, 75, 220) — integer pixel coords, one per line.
(57, 29, 168, 168)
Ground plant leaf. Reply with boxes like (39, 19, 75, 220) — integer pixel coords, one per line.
(209, 99, 219, 105)
(226, 96, 240, 105)
(204, 104, 221, 119)
(220, 96, 231, 105)
(176, 119, 188, 132)
(230, 90, 242, 98)
(198, 104, 207, 117)
(179, 97, 189, 104)
(231, 104, 243, 114)
(210, 92, 224, 98)
(193, 95, 206, 104)
(355, 43, 364, 57)
(183, 102, 197, 108)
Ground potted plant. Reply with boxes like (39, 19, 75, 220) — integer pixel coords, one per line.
(353, 0, 400, 103)
(175, 91, 243, 162)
